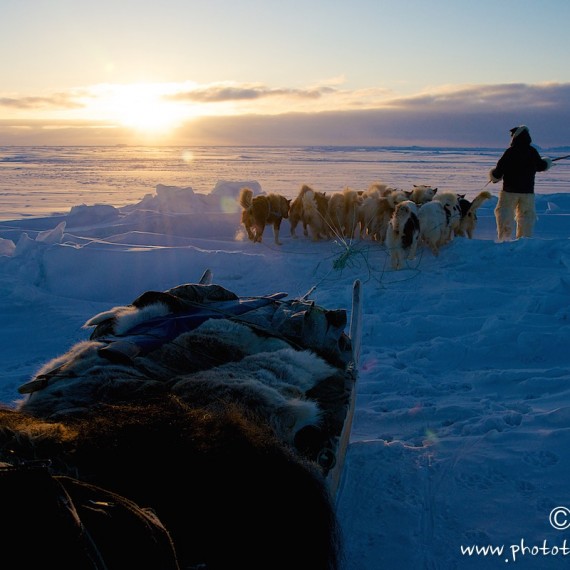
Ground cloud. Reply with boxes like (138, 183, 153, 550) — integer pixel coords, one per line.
(0, 81, 569, 147)
(388, 82, 570, 112)
(164, 81, 570, 127)
(162, 80, 394, 113)
(177, 85, 570, 148)
(166, 82, 331, 103)
(149, 80, 569, 148)
(0, 92, 85, 110)
(3, 80, 569, 116)
(163, 81, 570, 117)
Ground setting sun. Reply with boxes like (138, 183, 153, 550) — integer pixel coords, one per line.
(91, 83, 194, 134)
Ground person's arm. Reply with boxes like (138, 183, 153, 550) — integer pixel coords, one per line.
(489, 149, 509, 182)
(533, 147, 552, 172)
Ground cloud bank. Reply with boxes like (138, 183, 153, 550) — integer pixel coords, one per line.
(1, 82, 569, 148)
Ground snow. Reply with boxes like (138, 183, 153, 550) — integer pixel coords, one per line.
(1, 180, 570, 569)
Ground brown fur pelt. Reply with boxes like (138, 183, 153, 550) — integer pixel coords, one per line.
(0, 397, 342, 570)
(0, 456, 180, 570)
(239, 187, 291, 245)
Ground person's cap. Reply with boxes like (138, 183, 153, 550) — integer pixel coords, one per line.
(510, 125, 529, 139)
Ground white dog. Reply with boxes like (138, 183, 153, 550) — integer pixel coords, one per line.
(410, 185, 438, 205)
(418, 200, 448, 256)
(385, 200, 420, 270)
(417, 191, 461, 255)
(430, 191, 461, 244)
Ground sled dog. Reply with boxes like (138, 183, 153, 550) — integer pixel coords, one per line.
(455, 190, 492, 238)
(385, 200, 420, 270)
(239, 187, 291, 245)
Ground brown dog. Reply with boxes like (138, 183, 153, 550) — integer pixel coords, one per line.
(326, 187, 361, 239)
(239, 187, 291, 245)
(288, 184, 312, 238)
(302, 187, 330, 241)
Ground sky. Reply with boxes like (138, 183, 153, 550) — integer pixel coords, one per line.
(2, 0, 570, 147)
(0, 179, 569, 568)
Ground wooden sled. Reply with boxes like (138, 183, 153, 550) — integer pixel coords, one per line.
(9, 268, 361, 569)
(19, 269, 362, 500)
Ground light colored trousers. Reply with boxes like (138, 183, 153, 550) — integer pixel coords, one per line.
(494, 191, 536, 241)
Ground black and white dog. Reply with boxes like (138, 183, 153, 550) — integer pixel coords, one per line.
(385, 200, 420, 270)
(455, 190, 492, 239)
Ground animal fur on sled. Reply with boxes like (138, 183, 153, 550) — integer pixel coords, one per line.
(22, 317, 345, 445)
(239, 187, 291, 245)
(0, 456, 180, 570)
(1, 397, 341, 570)
(9, 281, 353, 569)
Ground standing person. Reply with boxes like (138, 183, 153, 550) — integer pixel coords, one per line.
(489, 125, 552, 241)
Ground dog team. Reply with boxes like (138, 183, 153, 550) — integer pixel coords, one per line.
(238, 183, 492, 270)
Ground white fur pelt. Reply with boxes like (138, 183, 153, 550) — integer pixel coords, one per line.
(170, 347, 342, 442)
(85, 302, 173, 335)
(19, 318, 339, 444)
(385, 200, 420, 270)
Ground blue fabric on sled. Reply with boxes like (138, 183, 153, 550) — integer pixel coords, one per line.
(98, 293, 287, 357)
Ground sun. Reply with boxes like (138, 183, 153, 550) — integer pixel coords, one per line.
(96, 83, 192, 134)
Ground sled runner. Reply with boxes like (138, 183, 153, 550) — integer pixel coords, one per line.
(328, 278, 361, 498)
